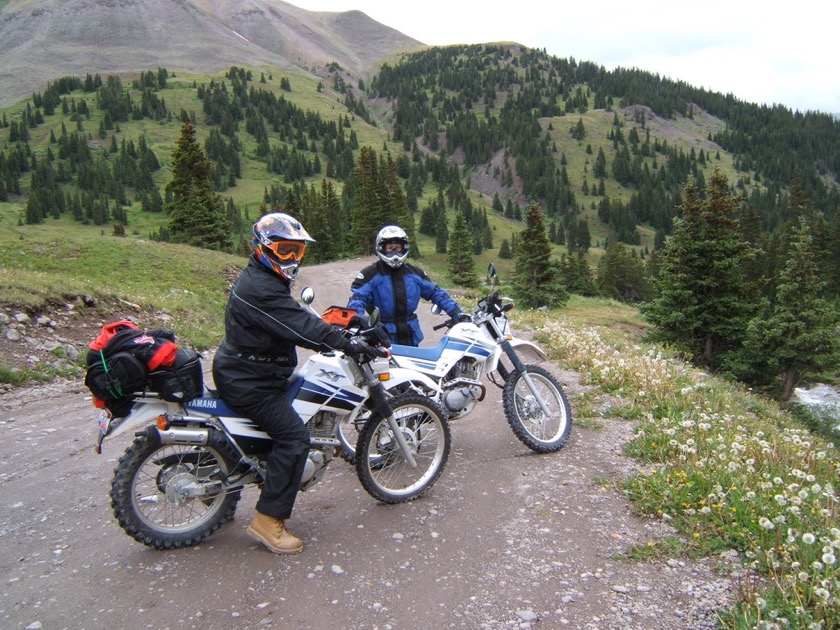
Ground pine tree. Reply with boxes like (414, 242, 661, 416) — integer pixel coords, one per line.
(826, 213, 840, 300)
(558, 253, 595, 296)
(769, 170, 829, 301)
(163, 122, 231, 250)
(382, 154, 415, 253)
(596, 243, 652, 302)
(492, 192, 503, 213)
(349, 146, 385, 253)
(305, 179, 344, 263)
(435, 210, 449, 253)
(738, 202, 768, 299)
(447, 212, 478, 287)
(419, 203, 437, 235)
(744, 217, 840, 401)
(511, 204, 568, 308)
(593, 147, 607, 178)
(498, 239, 512, 259)
(641, 171, 757, 369)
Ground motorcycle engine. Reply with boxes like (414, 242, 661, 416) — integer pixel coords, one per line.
(442, 383, 484, 417)
(299, 411, 338, 490)
(301, 448, 330, 490)
(441, 360, 484, 418)
(443, 387, 475, 412)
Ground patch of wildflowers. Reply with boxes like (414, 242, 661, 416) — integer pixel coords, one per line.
(534, 316, 840, 626)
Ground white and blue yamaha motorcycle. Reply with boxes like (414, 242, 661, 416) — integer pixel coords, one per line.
(334, 271, 571, 462)
(93, 306, 450, 550)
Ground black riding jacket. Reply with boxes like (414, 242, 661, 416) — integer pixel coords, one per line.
(213, 256, 351, 397)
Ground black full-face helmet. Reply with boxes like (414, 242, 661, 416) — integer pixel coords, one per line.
(375, 225, 409, 268)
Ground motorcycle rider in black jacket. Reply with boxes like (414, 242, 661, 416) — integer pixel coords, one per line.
(212, 213, 370, 554)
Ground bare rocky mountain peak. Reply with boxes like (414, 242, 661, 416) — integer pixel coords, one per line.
(0, 0, 424, 107)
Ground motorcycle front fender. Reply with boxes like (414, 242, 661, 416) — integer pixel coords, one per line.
(107, 401, 175, 440)
(486, 339, 547, 373)
(384, 366, 444, 398)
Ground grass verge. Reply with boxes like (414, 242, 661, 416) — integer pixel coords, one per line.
(525, 311, 839, 629)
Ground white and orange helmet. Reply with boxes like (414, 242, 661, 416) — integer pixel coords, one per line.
(252, 213, 315, 280)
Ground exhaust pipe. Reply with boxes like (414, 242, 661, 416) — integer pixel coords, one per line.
(156, 426, 210, 445)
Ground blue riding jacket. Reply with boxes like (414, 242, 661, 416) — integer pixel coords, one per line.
(348, 260, 461, 346)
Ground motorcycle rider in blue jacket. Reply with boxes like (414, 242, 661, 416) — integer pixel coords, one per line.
(348, 225, 466, 346)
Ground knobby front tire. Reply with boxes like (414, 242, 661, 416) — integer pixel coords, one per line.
(502, 364, 572, 453)
(355, 393, 451, 504)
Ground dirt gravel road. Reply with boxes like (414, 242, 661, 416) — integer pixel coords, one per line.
(0, 258, 735, 630)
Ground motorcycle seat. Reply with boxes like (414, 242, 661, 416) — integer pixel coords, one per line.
(391, 338, 449, 362)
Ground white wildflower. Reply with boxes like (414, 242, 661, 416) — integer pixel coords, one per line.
(815, 588, 830, 601)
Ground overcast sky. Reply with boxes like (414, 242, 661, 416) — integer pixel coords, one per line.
(292, 0, 839, 115)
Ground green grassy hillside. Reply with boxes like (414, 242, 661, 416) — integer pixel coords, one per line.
(0, 59, 754, 273)
(0, 201, 237, 347)
(2, 77, 839, 628)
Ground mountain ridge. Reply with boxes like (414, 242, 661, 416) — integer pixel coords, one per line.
(0, 0, 424, 108)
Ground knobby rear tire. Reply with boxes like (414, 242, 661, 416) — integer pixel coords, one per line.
(110, 434, 241, 549)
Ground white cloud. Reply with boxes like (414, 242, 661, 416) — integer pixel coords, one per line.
(293, 0, 840, 114)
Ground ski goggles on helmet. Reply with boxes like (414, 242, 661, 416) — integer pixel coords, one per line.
(267, 239, 306, 262)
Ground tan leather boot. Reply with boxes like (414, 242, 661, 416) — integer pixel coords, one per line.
(246, 511, 303, 555)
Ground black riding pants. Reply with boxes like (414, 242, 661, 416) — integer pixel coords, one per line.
(235, 393, 310, 519)
(212, 345, 312, 519)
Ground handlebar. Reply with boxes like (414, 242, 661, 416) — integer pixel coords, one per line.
(477, 290, 514, 315)
(432, 290, 514, 331)
(343, 318, 392, 359)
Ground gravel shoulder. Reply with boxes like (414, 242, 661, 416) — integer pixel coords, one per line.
(0, 258, 737, 629)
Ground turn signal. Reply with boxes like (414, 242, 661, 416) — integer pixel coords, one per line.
(156, 415, 171, 431)
(378, 373, 391, 381)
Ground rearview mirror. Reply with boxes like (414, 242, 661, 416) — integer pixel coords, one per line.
(300, 286, 315, 305)
(487, 263, 500, 286)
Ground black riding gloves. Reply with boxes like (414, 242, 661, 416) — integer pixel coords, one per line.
(348, 314, 370, 329)
(344, 337, 374, 358)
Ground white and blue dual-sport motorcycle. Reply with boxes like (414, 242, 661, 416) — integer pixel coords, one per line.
(334, 269, 572, 462)
(93, 306, 450, 550)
